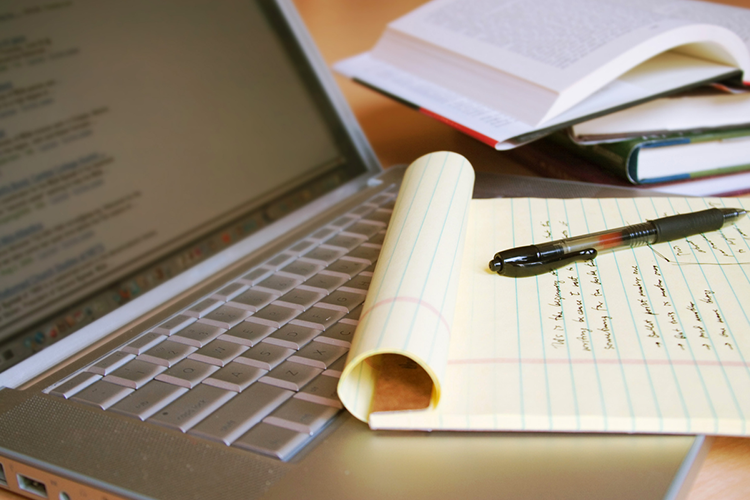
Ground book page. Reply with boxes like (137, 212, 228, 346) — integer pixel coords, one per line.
(571, 88, 750, 137)
(333, 53, 531, 149)
(389, 0, 685, 90)
(633, 0, 750, 44)
(342, 152, 750, 435)
(368, 0, 749, 126)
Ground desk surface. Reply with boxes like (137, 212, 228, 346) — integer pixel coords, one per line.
(1, 1, 749, 499)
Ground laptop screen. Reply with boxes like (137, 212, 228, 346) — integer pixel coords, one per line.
(0, 0, 371, 370)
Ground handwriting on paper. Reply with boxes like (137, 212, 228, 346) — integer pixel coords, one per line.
(538, 211, 748, 361)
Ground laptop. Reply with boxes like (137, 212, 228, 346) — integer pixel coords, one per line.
(0, 0, 709, 499)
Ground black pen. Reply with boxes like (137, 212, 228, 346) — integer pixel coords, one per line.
(489, 207, 747, 277)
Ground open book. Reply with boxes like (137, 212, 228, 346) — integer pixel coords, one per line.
(335, 0, 750, 149)
(338, 151, 750, 435)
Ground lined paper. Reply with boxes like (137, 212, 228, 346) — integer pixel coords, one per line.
(339, 152, 750, 435)
(338, 152, 474, 421)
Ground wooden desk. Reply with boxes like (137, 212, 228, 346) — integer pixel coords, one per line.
(1, 1, 748, 499)
(291, 2, 750, 500)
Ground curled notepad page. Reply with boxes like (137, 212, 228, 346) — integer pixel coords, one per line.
(338, 151, 474, 421)
(339, 151, 750, 436)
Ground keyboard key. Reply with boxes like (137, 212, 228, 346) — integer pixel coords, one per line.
(211, 282, 248, 301)
(109, 381, 188, 420)
(322, 356, 346, 378)
(138, 340, 196, 367)
(380, 196, 397, 208)
(235, 343, 294, 371)
(291, 307, 345, 330)
(260, 361, 321, 391)
(368, 230, 386, 245)
(155, 358, 220, 388)
(264, 398, 339, 435)
(289, 342, 347, 369)
(264, 252, 296, 270)
(103, 359, 166, 389)
(264, 324, 322, 350)
(220, 322, 275, 347)
(202, 362, 266, 392)
(275, 288, 326, 311)
(184, 298, 223, 318)
(315, 322, 357, 347)
(254, 274, 302, 295)
(345, 221, 382, 238)
(49, 372, 102, 398)
(228, 288, 278, 312)
(148, 384, 235, 432)
(295, 374, 343, 408)
(339, 274, 372, 292)
(348, 203, 377, 219)
(308, 227, 337, 242)
(71, 380, 134, 409)
(152, 315, 196, 335)
(341, 305, 363, 324)
(121, 332, 167, 355)
(89, 351, 135, 375)
(188, 340, 248, 367)
(345, 244, 381, 264)
(190, 383, 292, 445)
(328, 215, 357, 231)
(368, 193, 394, 206)
(325, 233, 366, 251)
(199, 305, 252, 329)
(363, 208, 392, 225)
(299, 272, 348, 294)
(170, 322, 224, 347)
(318, 290, 365, 313)
(287, 239, 317, 255)
(302, 245, 347, 265)
(277, 260, 323, 280)
(237, 267, 273, 286)
(247, 304, 300, 328)
(233, 422, 311, 461)
(325, 258, 369, 278)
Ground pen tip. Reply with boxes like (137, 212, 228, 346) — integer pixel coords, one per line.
(489, 258, 503, 274)
(720, 207, 747, 224)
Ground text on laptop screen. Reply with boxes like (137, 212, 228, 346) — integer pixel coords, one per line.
(0, 0, 369, 362)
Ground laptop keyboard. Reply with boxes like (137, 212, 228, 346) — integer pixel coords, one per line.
(46, 185, 398, 461)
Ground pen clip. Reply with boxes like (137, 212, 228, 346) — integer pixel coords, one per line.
(505, 248, 597, 277)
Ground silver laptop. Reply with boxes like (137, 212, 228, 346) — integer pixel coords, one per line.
(0, 1, 709, 499)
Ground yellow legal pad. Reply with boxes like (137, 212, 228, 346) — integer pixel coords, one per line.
(338, 151, 750, 436)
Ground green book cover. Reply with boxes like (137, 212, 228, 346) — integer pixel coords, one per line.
(551, 127, 750, 184)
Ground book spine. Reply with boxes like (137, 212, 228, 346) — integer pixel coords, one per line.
(506, 140, 631, 186)
(547, 133, 637, 183)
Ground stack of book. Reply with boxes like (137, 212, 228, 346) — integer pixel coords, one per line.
(334, 0, 750, 196)
(545, 82, 750, 195)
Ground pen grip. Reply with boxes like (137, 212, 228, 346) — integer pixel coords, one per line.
(651, 208, 724, 243)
